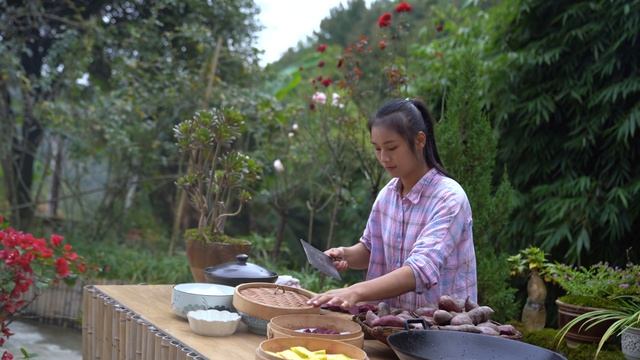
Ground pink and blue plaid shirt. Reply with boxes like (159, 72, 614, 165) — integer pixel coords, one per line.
(360, 168, 477, 310)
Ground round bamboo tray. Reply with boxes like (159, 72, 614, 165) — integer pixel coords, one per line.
(267, 314, 364, 348)
(255, 336, 369, 360)
(233, 283, 319, 321)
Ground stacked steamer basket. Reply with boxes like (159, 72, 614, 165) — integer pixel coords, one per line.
(233, 283, 319, 335)
(256, 337, 368, 360)
(268, 314, 365, 348)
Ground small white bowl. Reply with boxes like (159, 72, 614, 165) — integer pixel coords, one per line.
(187, 309, 241, 337)
(171, 283, 235, 318)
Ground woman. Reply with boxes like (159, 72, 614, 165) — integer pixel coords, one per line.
(308, 98, 477, 310)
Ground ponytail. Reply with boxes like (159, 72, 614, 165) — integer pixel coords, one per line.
(409, 100, 449, 178)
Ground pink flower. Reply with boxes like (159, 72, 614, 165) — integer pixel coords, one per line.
(312, 92, 327, 104)
(316, 44, 327, 53)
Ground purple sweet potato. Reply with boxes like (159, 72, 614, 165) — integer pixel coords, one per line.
(420, 316, 435, 327)
(467, 306, 495, 325)
(377, 301, 391, 317)
(396, 312, 414, 321)
(497, 324, 518, 336)
(433, 310, 453, 325)
(439, 324, 482, 333)
(438, 295, 464, 312)
(450, 313, 474, 326)
(464, 296, 479, 312)
(478, 326, 499, 336)
(415, 307, 436, 317)
(477, 321, 499, 332)
(371, 315, 405, 328)
(365, 310, 379, 326)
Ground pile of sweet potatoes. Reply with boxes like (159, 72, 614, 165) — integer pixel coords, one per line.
(358, 295, 521, 339)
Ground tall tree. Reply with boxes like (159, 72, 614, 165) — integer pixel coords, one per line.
(494, 0, 640, 264)
(0, 0, 261, 232)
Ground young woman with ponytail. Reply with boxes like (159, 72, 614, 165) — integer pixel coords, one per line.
(308, 98, 477, 310)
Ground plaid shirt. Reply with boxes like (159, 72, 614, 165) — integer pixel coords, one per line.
(360, 168, 477, 310)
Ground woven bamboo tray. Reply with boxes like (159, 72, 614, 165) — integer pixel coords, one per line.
(267, 314, 364, 348)
(233, 283, 320, 321)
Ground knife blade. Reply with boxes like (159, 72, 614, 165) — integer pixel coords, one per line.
(299, 239, 342, 281)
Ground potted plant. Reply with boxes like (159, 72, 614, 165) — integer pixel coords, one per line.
(508, 247, 549, 331)
(174, 108, 261, 282)
(545, 262, 639, 347)
(556, 295, 640, 359)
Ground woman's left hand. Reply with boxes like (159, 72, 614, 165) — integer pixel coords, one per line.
(307, 287, 361, 308)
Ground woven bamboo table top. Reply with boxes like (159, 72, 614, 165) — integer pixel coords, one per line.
(94, 284, 397, 360)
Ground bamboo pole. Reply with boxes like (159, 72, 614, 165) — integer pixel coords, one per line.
(169, 340, 180, 359)
(145, 327, 158, 360)
(125, 312, 135, 359)
(101, 300, 113, 360)
(93, 293, 104, 359)
(82, 286, 93, 360)
(117, 308, 127, 360)
(112, 306, 122, 360)
(135, 318, 145, 360)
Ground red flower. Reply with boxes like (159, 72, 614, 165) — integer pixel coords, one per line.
(2, 351, 13, 360)
(378, 40, 387, 50)
(316, 44, 327, 53)
(55, 257, 70, 277)
(321, 78, 332, 87)
(436, 21, 444, 32)
(77, 262, 87, 273)
(317, 60, 325, 68)
(395, 2, 412, 13)
(378, 12, 392, 28)
(50, 234, 63, 247)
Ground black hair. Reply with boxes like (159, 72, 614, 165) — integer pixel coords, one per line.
(368, 98, 450, 178)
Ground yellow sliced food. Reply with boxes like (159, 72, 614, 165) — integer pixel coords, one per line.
(277, 349, 304, 360)
(291, 346, 315, 358)
(313, 350, 327, 355)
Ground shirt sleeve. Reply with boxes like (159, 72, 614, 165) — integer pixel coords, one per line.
(404, 191, 468, 294)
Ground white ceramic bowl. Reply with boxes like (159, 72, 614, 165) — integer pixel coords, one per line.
(187, 309, 241, 337)
(171, 283, 235, 318)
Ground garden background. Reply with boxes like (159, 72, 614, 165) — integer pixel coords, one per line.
(1, 0, 638, 359)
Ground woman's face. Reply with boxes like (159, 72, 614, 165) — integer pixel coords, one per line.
(370, 126, 424, 178)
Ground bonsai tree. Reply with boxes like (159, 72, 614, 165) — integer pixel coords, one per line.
(174, 107, 261, 243)
(508, 247, 549, 330)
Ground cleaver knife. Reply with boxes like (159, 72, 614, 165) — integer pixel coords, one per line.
(299, 239, 342, 281)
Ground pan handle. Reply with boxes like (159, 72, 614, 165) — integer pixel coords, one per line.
(404, 318, 430, 331)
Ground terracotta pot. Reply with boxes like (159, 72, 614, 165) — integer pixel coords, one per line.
(185, 234, 251, 282)
(556, 299, 615, 347)
(622, 326, 640, 360)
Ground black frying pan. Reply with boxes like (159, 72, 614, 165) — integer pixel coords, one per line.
(387, 327, 567, 360)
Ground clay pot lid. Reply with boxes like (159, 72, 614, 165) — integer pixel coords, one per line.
(204, 254, 277, 281)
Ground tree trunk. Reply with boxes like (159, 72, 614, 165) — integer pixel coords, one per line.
(272, 209, 288, 260)
(49, 134, 64, 218)
(9, 91, 43, 228)
(325, 195, 341, 250)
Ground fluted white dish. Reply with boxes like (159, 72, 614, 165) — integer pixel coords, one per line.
(171, 283, 235, 318)
(187, 309, 241, 337)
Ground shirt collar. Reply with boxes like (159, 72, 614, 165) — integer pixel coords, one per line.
(391, 168, 439, 204)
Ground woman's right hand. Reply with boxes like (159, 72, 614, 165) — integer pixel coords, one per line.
(325, 247, 349, 272)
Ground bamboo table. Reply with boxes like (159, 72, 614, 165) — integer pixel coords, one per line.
(82, 285, 397, 360)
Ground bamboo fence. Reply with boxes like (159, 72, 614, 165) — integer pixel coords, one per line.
(21, 278, 126, 328)
(83, 286, 204, 360)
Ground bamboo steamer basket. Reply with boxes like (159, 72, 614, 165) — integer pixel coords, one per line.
(267, 314, 364, 348)
(233, 283, 320, 321)
(255, 336, 369, 360)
